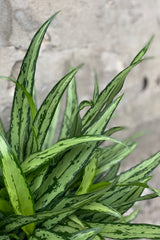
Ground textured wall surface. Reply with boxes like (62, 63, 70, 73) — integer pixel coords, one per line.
(0, 0, 160, 226)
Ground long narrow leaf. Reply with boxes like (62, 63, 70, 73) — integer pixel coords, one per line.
(59, 67, 79, 140)
(9, 12, 59, 162)
(0, 135, 35, 236)
(90, 222, 160, 239)
(82, 37, 153, 132)
(22, 135, 123, 175)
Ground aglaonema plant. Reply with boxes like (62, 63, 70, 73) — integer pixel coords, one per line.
(0, 11, 160, 240)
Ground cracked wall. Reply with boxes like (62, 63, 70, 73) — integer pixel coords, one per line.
(0, 0, 160, 226)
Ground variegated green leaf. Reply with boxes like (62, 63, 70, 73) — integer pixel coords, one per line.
(26, 65, 82, 156)
(90, 222, 160, 239)
(85, 95, 123, 135)
(0, 135, 35, 236)
(0, 119, 6, 139)
(96, 143, 136, 176)
(22, 135, 123, 175)
(118, 151, 160, 184)
(93, 72, 99, 104)
(9, 12, 59, 162)
(82, 37, 153, 133)
(81, 202, 123, 220)
(0, 191, 102, 233)
(35, 136, 124, 210)
(76, 155, 97, 195)
(59, 68, 79, 140)
(35, 96, 124, 210)
(69, 227, 103, 240)
(30, 229, 64, 240)
(42, 101, 61, 150)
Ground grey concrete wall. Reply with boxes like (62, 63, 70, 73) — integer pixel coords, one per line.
(0, 0, 160, 226)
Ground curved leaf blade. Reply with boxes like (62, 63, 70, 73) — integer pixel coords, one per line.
(22, 135, 122, 175)
(0, 135, 35, 236)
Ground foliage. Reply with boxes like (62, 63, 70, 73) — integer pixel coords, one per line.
(0, 12, 160, 240)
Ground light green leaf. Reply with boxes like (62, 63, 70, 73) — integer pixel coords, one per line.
(59, 67, 79, 140)
(90, 222, 160, 239)
(81, 202, 123, 220)
(22, 135, 123, 175)
(9, 12, 59, 162)
(96, 143, 136, 176)
(0, 135, 35, 236)
(42, 101, 61, 150)
(76, 156, 97, 195)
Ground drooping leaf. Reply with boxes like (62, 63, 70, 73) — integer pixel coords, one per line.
(0, 135, 35, 236)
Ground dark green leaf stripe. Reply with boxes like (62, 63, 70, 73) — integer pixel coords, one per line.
(9, 12, 59, 162)
(90, 222, 160, 239)
(26, 65, 82, 156)
(0, 135, 35, 236)
(22, 135, 122, 174)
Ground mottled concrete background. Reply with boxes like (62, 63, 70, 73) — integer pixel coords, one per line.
(0, 0, 160, 227)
